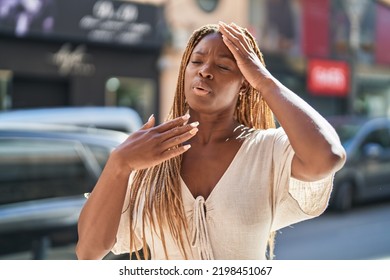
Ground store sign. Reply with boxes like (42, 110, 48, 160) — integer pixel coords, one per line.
(78, 1, 153, 46)
(307, 59, 350, 96)
(49, 44, 95, 76)
(0, 0, 166, 48)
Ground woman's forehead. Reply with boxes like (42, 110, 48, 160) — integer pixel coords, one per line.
(192, 33, 233, 58)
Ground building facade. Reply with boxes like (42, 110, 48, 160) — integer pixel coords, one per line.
(155, 0, 390, 120)
(246, 0, 390, 118)
(1, 0, 389, 123)
(0, 0, 167, 122)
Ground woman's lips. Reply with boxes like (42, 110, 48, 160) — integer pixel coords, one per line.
(192, 82, 212, 96)
(193, 86, 210, 96)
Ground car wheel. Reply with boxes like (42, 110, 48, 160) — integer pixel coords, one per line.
(334, 181, 354, 212)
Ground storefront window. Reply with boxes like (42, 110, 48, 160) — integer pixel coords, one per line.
(331, 0, 375, 64)
(356, 79, 390, 117)
(0, 70, 12, 111)
(249, 0, 301, 56)
(105, 77, 155, 123)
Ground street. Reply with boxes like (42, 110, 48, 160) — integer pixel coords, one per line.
(274, 201, 390, 260)
(1, 201, 390, 260)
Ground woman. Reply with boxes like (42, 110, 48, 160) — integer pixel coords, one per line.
(76, 22, 346, 260)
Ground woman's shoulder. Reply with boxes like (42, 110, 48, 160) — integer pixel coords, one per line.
(235, 126, 289, 163)
(238, 126, 289, 156)
(245, 126, 286, 143)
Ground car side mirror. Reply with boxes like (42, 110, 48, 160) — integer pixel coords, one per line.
(362, 143, 383, 159)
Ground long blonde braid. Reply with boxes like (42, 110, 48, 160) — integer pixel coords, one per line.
(128, 24, 276, 260)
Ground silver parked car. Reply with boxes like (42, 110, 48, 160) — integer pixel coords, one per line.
(0, 106, 143, 133)
(0, 122, 128, 259)
(328, 116, 390, 212)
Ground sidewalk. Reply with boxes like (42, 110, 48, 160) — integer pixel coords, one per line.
(0, 244, 77, 260)
(0, 243, 127, 260)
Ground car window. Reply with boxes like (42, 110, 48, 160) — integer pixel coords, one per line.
(84, 144, 111, 169)
(0, 138, 99, 205)
(361, 128, 390, 149)
(335, 124, 360, 145)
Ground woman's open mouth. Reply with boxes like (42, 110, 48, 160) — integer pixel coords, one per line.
(192, 82, 212, 96)
(193, 87, 210, 96)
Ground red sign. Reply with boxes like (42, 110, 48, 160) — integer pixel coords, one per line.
(302, 0, 330, 58)
(307, 59, 350, 96)
(375, 3, 390, 65)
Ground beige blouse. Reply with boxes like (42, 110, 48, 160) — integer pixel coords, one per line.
(111, 127, 334, 260)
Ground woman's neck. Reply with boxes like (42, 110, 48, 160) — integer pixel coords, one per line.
(187, 112, 242, 145)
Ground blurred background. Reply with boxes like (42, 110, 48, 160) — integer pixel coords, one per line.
(0, 0, 389, 260)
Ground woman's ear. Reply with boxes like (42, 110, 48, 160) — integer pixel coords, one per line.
(239, 80, 250, 95)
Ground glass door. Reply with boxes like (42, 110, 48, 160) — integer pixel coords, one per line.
(0, 70, 12, 111)
(105, 76, 156, 123)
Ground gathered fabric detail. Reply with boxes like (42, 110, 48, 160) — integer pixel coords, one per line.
(191, 196, 214, 260)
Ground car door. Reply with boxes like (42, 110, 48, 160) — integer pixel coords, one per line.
(357, 126, 390, 200)
(0, 136, 97, 256)
(0, 138, 95, 205)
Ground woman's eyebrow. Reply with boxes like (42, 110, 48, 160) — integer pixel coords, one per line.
(218, 53, 235, 61)
(192, 50, 206, 56)
(192, 51, 235, 61)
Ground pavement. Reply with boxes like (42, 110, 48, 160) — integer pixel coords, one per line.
(0, 244, 77, 260)
(0, 243, 130, 260)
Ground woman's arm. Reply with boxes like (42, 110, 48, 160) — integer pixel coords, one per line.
(75, 155, 131, 260)
(219, 22, 346, 181)
(253, 77, 345, 181)
(76, 115, 198, 259)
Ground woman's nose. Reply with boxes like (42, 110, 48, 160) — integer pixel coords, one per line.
(198, 65, 213, 79)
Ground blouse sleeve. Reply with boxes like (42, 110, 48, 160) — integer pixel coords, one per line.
(110, 173, 143, 255)
(270, 128, 334, 231)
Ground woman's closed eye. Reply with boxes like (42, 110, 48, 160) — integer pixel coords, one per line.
(218, 65, 230, 71)
(190, 60, 231, 71)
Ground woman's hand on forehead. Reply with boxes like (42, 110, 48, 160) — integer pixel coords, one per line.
(218, 21, 273, 92)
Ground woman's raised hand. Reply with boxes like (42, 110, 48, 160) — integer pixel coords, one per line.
(218, 21, 274, 93)
(110, 114, 198, 172)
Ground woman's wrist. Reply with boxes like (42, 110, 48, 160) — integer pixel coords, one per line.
(107, 150, 134, 177)
(255, 75, 279, 99)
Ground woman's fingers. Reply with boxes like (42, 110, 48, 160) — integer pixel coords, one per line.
(140, 114, 156, 130)
(219, 22, 251, 54)
(148, 117, 199, 162)
(159, 121, 199, 150)
(219, 22, 241, 52)
(118, 114, 198, 170)
(151, 114, 200, 147)
(219, 23, 241, 43)
(154, 114, 190, 133)
(161, 143, 192, 159)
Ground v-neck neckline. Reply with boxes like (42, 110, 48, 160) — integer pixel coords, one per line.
(180, 135, 249, 203)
